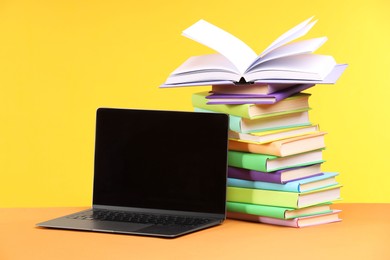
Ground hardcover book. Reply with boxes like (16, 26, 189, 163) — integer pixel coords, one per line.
(226, 201, 334, 219)
(228, 131, 326, 156)
(227, 185, 342, 208)
(228, 149, 324, 172)
(227, 172, 339, 192)
(192, 91, 311, 119)
(227, 210, 341, 227)
(227, 164, 323, 184)
(211, 83, 302, 95)
(205, 83, 313, 104)
(195, 107, 311, 133)
(228, 125, 320, 144)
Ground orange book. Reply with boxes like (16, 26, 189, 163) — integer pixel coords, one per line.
(229, 132, 326, 157)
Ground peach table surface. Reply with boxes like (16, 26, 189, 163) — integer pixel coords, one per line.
(1, 203, 389, 260)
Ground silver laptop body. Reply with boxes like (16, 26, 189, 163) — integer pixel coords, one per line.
(37, 108, 229, 238)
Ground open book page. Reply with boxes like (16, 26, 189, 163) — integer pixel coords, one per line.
(246, 37, 327, 72)
(250, 64, 348, 84)
(245, 54, 336, 81)
(170, 54, 239, 75)
(249, 54, 335, 73)
(165, 54, 242, 85)
(182, 17, 320, 75)
(182, 19, 257, 74)
(161, 17, 347, 87)
(259, 17, 317, 57)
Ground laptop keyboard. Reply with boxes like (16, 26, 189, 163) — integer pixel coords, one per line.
(68, 210, 212, 227)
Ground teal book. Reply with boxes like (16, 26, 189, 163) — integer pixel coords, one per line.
(226, 201, 334, 219)
(228, 172, 338, 192)
(228, 149, 324, 172)
(194, 107, 311, 133)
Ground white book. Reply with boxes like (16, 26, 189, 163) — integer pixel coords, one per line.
(162, 17, 347, 87)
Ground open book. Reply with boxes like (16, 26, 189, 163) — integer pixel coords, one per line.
(161, 17, 347, 87)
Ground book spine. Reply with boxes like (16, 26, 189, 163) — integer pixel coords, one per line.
(228, 150, 276, 172)
(193, 107, 244, 133)
(192, 92, 251, 118)
(229, 172, 339, 193)
(269, 83, 314, 102)
(195, 107, 312, 134)
(229, 139, 282, 156)
(227, 210, 342, 227)
(226, 201, 287, 219)
(207, 84, 313, 104)
(228, 178, 300, 192)
(227, 211, 299, 227)
(228, 166, 283, 184)
(228, 115, 244, 132)
(227, 186, 299, 208)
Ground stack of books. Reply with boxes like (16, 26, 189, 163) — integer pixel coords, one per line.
(160, 17, 347, 227)
(192, 88, 342, 227)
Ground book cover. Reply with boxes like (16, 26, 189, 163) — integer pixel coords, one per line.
(227, 185, 342, 208)
(226, 201, 334, 219)
(192, 91, 311, 119)
(195, 108, 311, 133)
(228, 131, 326, 156)
(161, 17, 347, 87)
(227, 172, 339, 192)
(230, 110, 311, 133)
(228, 125, 320, 144)
(228, 149, 324, 172)
(211, 83, 298, 95)
(206, 83, 314, 104)
(227, 210, 342, 227)
(227, 164, 323, 184)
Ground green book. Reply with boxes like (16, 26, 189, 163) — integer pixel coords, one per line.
(227, 185, 342, 209)
(191, 91, 311, 119)
(226, 201, 334, 219)
(228, 150, 325, 172)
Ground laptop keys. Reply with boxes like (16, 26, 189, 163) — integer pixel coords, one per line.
(68, 210, 212, 226)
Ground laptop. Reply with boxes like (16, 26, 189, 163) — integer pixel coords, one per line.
(37, 108, 229, 238)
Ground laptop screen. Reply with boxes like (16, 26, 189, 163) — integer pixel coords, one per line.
(92, 108, 229, 215)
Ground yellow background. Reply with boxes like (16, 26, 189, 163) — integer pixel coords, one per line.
(1, 0, 389, 207)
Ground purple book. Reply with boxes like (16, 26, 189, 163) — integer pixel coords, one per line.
(227, 164, 323, 184)
(206, 83, 314, 104)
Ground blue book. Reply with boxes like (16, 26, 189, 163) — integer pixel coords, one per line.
(228, 172, 338, 193)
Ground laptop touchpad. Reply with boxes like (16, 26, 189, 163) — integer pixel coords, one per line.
(92, 221, 152, 233)
(136, 224, 194, 236)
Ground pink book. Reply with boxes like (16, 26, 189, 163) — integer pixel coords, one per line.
(206, 83, 313, 104)
(227, 210, 341, 227)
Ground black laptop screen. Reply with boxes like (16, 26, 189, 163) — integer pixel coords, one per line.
(92, 108, 229, 215)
